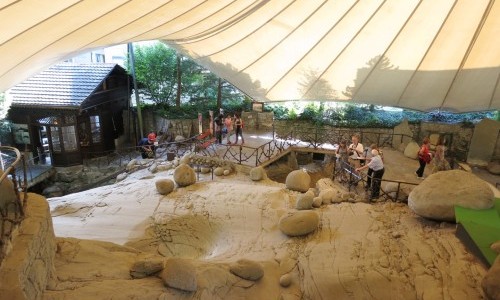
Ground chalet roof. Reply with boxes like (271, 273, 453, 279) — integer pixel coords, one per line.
(8, 63, 122, 109)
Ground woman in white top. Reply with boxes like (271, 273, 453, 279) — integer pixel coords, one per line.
(356, 149, 384, 201)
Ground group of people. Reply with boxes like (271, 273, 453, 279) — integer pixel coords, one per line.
(335, 134, 385, 201)
(214, 113, 244, 145)
(335, 133, 450, 201)
(416, 136, 450, 178)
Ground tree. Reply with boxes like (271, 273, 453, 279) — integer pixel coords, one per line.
(128, 42, 177, 105)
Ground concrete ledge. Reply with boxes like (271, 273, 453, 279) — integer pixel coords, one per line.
(0, 193, 55, 300)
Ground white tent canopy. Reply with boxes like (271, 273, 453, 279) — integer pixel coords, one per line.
(1, 0, 499, 112)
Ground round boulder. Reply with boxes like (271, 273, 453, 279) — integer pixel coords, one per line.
(285, 170, 311, 192)
(173, 164, 196, 187)
(404, 141, 420, 159)
(155, 179, 175, 195)
(223, 169, 230, 176)
(408, 170, 494, 221)
(160, 258, 197, 292)
(116, 173, 128, 182)
(487, 161, 500, 175)
(319, 189, 335, 204)
(229, 259, 264, 281)
(214, 167, 224, 176)
(249, 166, 267, 181)
(279, 274, 292, 287)
(296, 193, 314, 210)
(278, 211, 320, 237)
(312, 197, 322, 208)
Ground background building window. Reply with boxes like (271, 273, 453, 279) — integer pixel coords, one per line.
(90, 115, 101, 143)
(62, 125, 77, 151)
(50, 126, 61, 152)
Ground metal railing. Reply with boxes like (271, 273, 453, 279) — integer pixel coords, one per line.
(0, 146, 28, 263)
(332, 158, 418, 202)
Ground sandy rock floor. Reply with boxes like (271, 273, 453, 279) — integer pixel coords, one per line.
(44, 157, 494, 299)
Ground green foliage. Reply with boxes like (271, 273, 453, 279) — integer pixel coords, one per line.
(128, 42, 246, 107)
(266, 101, 495, 128)
(128, 42, 178, 105)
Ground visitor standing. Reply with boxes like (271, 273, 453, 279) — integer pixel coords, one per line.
(224, 113, 234, 144)
(233, 113, 245, 145)
(431, 137, 450, 173)
(365, 144, 383, 190)
(356, 149, 384, 200)
(348, 134, 364, 168)
(416, 137, 431, 179)
(214, 113, 224, 144)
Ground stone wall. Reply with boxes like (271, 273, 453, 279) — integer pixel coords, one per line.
(0, 193, 56, 300)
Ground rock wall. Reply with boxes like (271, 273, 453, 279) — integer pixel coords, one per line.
(0, 193, 56, 300)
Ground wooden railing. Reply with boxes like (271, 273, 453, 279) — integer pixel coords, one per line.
(0, 146, 28, 263)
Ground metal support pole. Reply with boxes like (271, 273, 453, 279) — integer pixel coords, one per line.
(128, 43, 144, 139)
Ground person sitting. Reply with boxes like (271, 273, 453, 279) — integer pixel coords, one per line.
(138, 132, 157, 159)
(356, 149, 385, 201)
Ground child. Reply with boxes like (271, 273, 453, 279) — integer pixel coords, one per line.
(335, 140, 349, 182)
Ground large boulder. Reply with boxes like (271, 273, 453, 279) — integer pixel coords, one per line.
(249, 166, 267, 181)
(278, 211, 319, 237)
(408, 170, 494, 221)
(155, 179, 175, 195)
(285, 170, 311, 192)
(173, 164, 196, 187)
(404, 141, 420, 159)
(159, 258, 197, 292)
(229, 259, 264, 281)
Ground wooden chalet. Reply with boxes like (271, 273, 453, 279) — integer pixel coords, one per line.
(8, 63, 131, 167)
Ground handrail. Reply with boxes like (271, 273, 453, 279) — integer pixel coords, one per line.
(0, 146, 28, 264)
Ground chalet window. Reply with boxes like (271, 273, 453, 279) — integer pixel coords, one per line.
(90, 115, 101, 143)
(62, 126, 78, 151)
(51, 126, 61, 152)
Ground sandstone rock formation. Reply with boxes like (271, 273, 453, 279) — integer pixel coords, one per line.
(408, 170, 494, 221)
(482, 253, 500, 300)
(173, 164, 196, 187)
(285, 170, 311, 192)
(278, 211, 319, 236)
(404, 141, 420, 159)
(296, 193, 314, 210)
(130, 255, 164, 278)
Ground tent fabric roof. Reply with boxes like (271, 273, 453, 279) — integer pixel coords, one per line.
(9, 63, 118, 108)
(0, 0, 499, 113)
